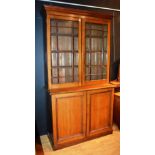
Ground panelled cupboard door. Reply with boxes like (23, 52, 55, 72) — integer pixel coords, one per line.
(52, 92, 86, 149)
(86, 88, 113, 137)
(46, 15, 82, 89)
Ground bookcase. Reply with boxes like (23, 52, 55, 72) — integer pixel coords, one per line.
(45, 5, 115, 149)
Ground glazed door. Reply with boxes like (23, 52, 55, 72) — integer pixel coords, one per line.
(52, 92, 86, 149)
(82, 18, 111, 85)
(46, 15, 82, 89)
(86, 88, 113, 138)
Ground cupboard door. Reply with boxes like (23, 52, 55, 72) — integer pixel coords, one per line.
(52, 92, 86, 149)
(82, 18, 111, 85)
(47, 15, 82, 89)
(87, 88, 113, 138)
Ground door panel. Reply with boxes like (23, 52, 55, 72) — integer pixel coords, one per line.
(87, 88, 113, 137)
(52, 92, 86, 147)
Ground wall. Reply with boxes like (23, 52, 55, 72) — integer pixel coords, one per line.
(35, 0, 120, 135)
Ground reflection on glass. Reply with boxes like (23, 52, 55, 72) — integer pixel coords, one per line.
(51, 36, 57, 50)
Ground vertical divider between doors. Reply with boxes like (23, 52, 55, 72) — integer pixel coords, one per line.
(107, 21, 111, 83)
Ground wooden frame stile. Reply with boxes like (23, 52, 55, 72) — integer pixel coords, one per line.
(47, 14, 52, 90)
(51, 94, 57, 147)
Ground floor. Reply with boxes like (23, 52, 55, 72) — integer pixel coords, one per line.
(35, 135, 44, 155)
(39, 124, 120, 155)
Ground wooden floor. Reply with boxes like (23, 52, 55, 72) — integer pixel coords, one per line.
(39, 124, 120, 155)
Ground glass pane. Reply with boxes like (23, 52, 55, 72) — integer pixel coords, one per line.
(51, 36, 57, 50)
(86, 76, 90, 81)
(104, 24, 108, 31)
(51, 53, 58, 66)
(86, 30, 90, 36)
(86, 53, 90, 65)
(59, 68, 72, 83)
(52, 68, 58, 78)
(59, 53, 72, 66)
(86, 24, 90, 29)
(51, 27, 56, 34)
(51, 20, 56, 26)
(86, 38, 90, 51)
(98, 67, 103, 79)
(57, 20, 73, 27)
(104, 24, 108, 50)
(58, 27, 72, 34)
(74, 53, 78, 66)
(91, 53, 102, 65)
(91, 30, 103, 37)
(91, 24, 103, 30)
(91, 38, 103, 51)
(74, 67, 78, 82)
(74, 28, 78, 35)
(91, 53, 98, 65)
(61, 68, 72, 77)
(86, 66, 89, 73)
(91, 66, 97, 75)
(58, 36, 72, 50)
(74, 37, 78, 51)
(102, 67, 107, 79)
(52, 78, 58, 84)
(103, 51, 107, 65)
(104, 31, 107, 51)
